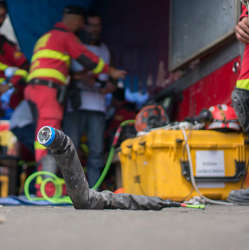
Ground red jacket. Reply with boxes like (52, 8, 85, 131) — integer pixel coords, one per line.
(0, 34, 28, 109)
(240, 5, 248, 20)
(0, 34, 28, 86)
(28, 22, 109, 85)
(237, 5, 249, 85)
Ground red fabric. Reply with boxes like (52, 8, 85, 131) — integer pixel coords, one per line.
(238, 43, 249, 80)
(0, 35, 27, 87)
(240, 5, 248, 20)
(238, 5, 249, 81)
(0, 35, 28, 109)
(107, 104, 136, 135)
(30, 22, 109, 85)
(25, 85, 63, 170)
(9, 83, 25, 109)
(238, 6, 249, 81)
(176, 57, 240, 121)
(0, 35, 27, 67)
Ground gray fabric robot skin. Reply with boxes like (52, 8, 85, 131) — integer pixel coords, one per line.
(37, 127, 176, 210)
(232, 88, 249, 134)
(228, 188, 249, 205)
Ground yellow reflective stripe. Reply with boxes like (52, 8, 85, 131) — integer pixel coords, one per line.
(0, 78, 5, 83)
(0, 62, 27, 79)
(32, 49, 70, 66)
(0, 62, 8, 71)
(92, 58, 105, 74)
(27, 68, 67, 83)
(34, 141, 47, 150)
(14, 69, 28, 79)
(36, 176, 43, 185)
(236, 79, 249, 90)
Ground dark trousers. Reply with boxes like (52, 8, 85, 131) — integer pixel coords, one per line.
(63, 110, 105, 188)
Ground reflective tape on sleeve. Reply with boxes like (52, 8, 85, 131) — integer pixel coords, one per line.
(14, 69, 28, 79)
(0, 62, 8, 71)
(92, 58, 105, 74)
(236, 79, 249, 90)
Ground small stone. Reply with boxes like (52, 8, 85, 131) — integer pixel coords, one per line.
(0, 216, 5, 224)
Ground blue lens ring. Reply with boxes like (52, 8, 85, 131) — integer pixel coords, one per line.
(43, 126, 55, 146)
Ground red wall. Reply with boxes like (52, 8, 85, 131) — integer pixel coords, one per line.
(176, 56, 241, 121)
(99, 1, 239, 121)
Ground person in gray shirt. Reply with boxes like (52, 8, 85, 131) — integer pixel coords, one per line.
(63, 12, 116, 188)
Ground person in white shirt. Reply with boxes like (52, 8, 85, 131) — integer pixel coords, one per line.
(63, 12, 116, 188)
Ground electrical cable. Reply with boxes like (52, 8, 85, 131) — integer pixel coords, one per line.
(92, 147, 115, 190)
(24, 170, 205, 209)
(24, 171, 72, 204)
(23, 120, 206, 209)
(24, 120, 136, 203)
(92, 119, 135, 190)
(181, 128, 234, 205)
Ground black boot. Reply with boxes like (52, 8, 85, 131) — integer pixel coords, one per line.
(232, 88, 249, 134)
(37, 126, 177, 210)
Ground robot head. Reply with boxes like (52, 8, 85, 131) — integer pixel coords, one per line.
(135, 105, 169, 132)
(207, 104, 241, 131)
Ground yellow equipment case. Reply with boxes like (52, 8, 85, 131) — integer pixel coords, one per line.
(119, 129, 249, 201)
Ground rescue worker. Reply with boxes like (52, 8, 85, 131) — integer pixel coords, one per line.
(228, 3, 249, 204)
(63, 11, 117, 188)
(232, 4, 249, 134)
(23, 6, 126, 180)
(235, 4, 249, 44)
(0, 0, 28, 107)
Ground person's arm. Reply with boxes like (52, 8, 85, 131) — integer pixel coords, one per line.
(72, 70, 96, 87)
(235, 5, 249, 43)
(0, 36, 29, 93)
(99, 82, 116, 95)
(66, 34, 126, 79)
(0, 62, 28, 93)
(2, 36, 29, 70)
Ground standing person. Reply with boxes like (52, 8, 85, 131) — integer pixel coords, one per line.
(235, 5, 249, 44)
(232, 4, 249, 133)
(22, 6, 126, 179)
(0, 0, 28, 107)
(63, 12, 117, 187)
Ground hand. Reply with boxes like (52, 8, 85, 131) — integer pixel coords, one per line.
(73, 71, 95, 87)
(0, 84, 10, 94)
(235, 17, 249, 44)
(100, 82, 116, 94)
(81, 74, 95, 87)
(109, 67, 127, 80)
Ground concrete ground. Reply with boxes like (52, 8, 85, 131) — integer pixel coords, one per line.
(0, 205, 248, 250)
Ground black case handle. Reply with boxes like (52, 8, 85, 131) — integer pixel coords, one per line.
(180, 160, 246, 182)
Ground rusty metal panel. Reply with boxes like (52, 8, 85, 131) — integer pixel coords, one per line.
(169, 0, 240, 71)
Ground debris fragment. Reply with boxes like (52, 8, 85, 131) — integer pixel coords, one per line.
(0, 216, 5, 224)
